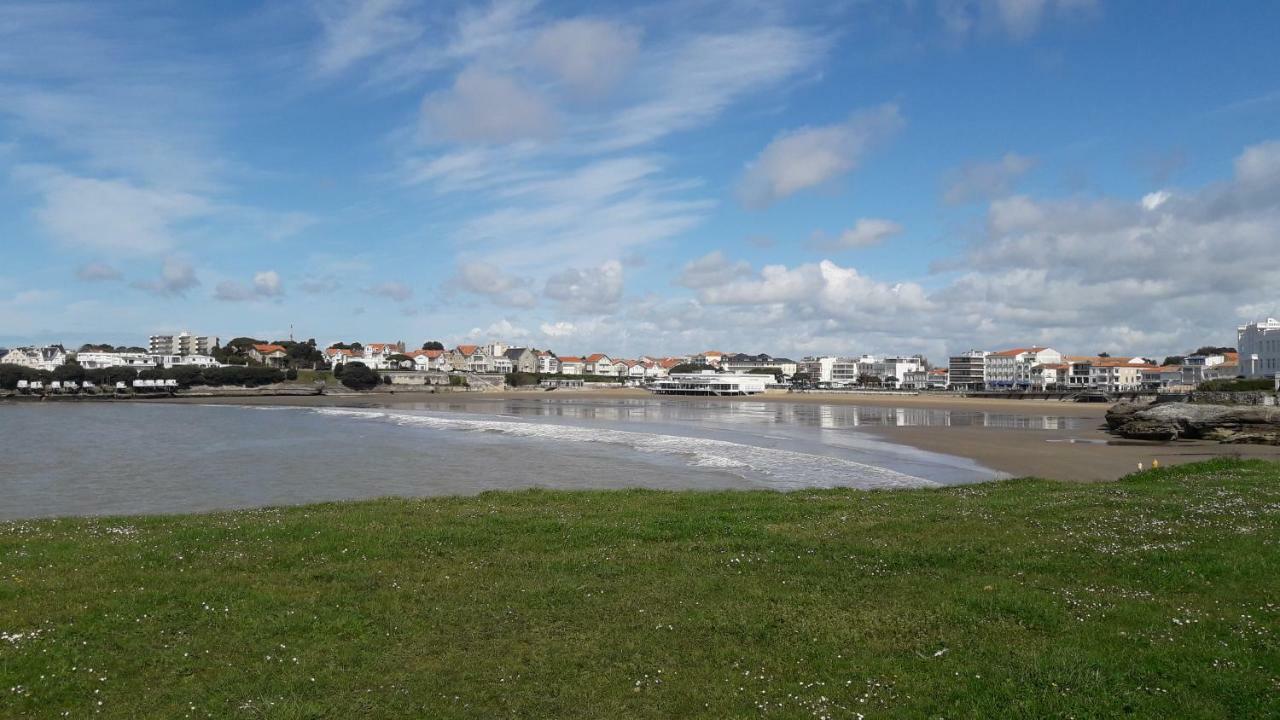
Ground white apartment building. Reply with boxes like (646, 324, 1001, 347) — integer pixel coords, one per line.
(73, 351, 154, 369)
(149, 331, 218, 356)
(1, 345, 67, 371)
(155, 354, 221, 369)
(720, 353, 799, 378)
(797, 357, 836, 383)
(948, 350, 989, 390)
(1238, 318, 1280, 377)
(872, 356, 926, 385)
(537, 352, 560, 374)
(1068, 357, 1155, 392)
(985, 347, 1063, 390)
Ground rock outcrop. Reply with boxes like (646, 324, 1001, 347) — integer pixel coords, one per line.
(1106, 402, 1280, 444)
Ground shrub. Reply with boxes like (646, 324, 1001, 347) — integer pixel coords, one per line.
(339, 363, 380, 391)
(505, 372, 541, 387)
(1198, 378, 1275, 392)
(286, 368, 298, 381)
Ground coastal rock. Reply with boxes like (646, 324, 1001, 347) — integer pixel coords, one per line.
(1107, 402, 1280, 444)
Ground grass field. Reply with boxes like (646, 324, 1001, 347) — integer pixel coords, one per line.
(2, 459, 1278, 718)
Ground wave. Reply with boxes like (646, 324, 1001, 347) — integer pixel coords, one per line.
(309, 407, 937, 491)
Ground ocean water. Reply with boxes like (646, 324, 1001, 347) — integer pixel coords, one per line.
(0, 398, 1083, 519)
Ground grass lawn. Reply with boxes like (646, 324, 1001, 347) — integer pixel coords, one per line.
(2, 459, 1278, 718)
(288, 369, 335, 385)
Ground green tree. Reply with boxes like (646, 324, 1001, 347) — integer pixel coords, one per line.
(422, 341, 445, 351)
(339, 362, 380, 391)
(1162, 355, 1185, 366)
(1194, 346, 1236, 356)
(53, 361, 86, 383)
(668, 363, 711, 374)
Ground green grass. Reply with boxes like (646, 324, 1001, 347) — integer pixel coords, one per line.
(2, 459, 1278, 718)
(288, 369, 335, 385)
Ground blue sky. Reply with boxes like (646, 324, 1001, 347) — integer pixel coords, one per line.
(2, 0, 1279, 360)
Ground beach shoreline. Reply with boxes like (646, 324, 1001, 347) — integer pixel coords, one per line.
(142, 387, 1280, 482)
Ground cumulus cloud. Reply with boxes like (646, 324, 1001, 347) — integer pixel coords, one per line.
(16, 166, 210, 255)
(367, 281, 413, 302)
(530, 19, 639, 97)
(451, 260, 537, 307)
(943, 152, 1036, 204)
(420, 65, 557, 144)
(300, 275, 342, 294)
(813, 218, 904, 250)
(214, 270, 284, 302)
(544, 259, 624, 312)
(539, 321, 576, 338)
(738, 104, 903, 209)
(75, 262, 121, 282)
(676, 251, 753, 289)
(131, 257, 200, 297)
(468, 318, 530, 340)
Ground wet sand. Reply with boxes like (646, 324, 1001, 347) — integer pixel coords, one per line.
(154, 388, 1280, 481)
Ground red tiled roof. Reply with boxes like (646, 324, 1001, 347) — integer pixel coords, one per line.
(585, 353, 608, 362)
(558, 356, 583, 363)
(253, 344, 287, 354)
(456, 344, 479, 356)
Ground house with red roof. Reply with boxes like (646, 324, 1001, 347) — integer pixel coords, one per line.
(249, 343, 289, 367)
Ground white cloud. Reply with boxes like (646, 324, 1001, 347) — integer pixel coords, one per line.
(539, 321, 576, 338)
(544, 260, 624, 312)
(530, 19, 639, 97)
(213, 270, 282, 302)
(131, 257, 200, 297)
(75, 262, 121, 282)
(943, 152, 1036, 204)
(738, 104, 903, 209)
(300, 275, 342, 294)
(599, 26, 826, 151)
(451, 261, 537, 307)
(16, 166, 210, 255)
(814, 218, 904, 250)
(938, 0, 1097, 41)
(468, 318, 530, 341)
(420, 65, 558, 144)
(676, 251, 753, 289)
(367, 281, 413, 302)
(313, 0, 423, 75)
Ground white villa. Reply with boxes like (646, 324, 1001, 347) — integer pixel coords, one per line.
(1, 345, 67, 371)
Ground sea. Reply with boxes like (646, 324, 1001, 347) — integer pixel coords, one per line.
(0, 397, 1090, 520)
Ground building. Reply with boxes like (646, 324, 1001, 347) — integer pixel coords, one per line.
(584, 354, 614, 376)
(249, 343, 289, 367)
(503, 347, 539, 374)
(537, 351, 559, 374)
(149, 332, 218, 356)
(1, 345, 67, 371)
(720, 353, 799, 378)
(73, 351, 154, 369)
(1029, 363, 1068, 390)
(405, 349, 450, 372)
(1142, 365, 1189, 391)
(948, 350, 989, 390)
(1067, 357, 1156, 392)
(985, 347, 1063, 390)
(797, 357, 836, 383)
(557, 356, 585, 375)
(1239, 318, 1280, 377)
(871, 356, 926, 386)
(154, 354, 220, 369)
(1181, 352, 1240, 385)
(651, 371, 769, 396)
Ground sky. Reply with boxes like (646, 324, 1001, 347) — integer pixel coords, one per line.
(2, 0, 1279, 360)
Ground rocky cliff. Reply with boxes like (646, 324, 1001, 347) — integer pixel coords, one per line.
(1106, 402, 1280, 444)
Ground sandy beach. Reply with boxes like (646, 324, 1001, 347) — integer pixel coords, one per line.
(149, 387, 1280, 482)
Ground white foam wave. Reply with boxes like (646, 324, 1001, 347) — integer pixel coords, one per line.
(309, 407, 937, 490)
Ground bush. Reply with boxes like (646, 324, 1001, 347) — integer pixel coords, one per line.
(340, 363, 380, 391)
(0, 363, 48, 390)
(1198, 378, 1275, 392)
(286, 368, 298, 381)
(505, 372, 541, 387)
(449, 374, 468, 387)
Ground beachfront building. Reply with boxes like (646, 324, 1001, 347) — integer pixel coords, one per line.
(1, 345, 67, 371)
(797, 357, 835, 383)
(1143, 365, 1190, 391)
(984, 347, 1063, 390)
(557, 356, 585, 375)
(537, 351, 559, 374)
(149, 332, 218, 356)
(73, 350, 154, 369)
(1029, 363, 1068, 390)
(871, 356, 926, 386)
(1181, 351, 1240, 385)
(720, 353, 799, 379)
(948, 350, 989, 391)
(405, 349, 450, 372)
(691, 351, 725, 368)
(1239, 318, 1280, 378)
(249, 343, 289, 368)
(651, 371, 769, 396)
(584, 354, 615, 376)
(503, 348, 538, 374)
(154, 354, 221, 369)
(1067, 357, 1157, 392)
